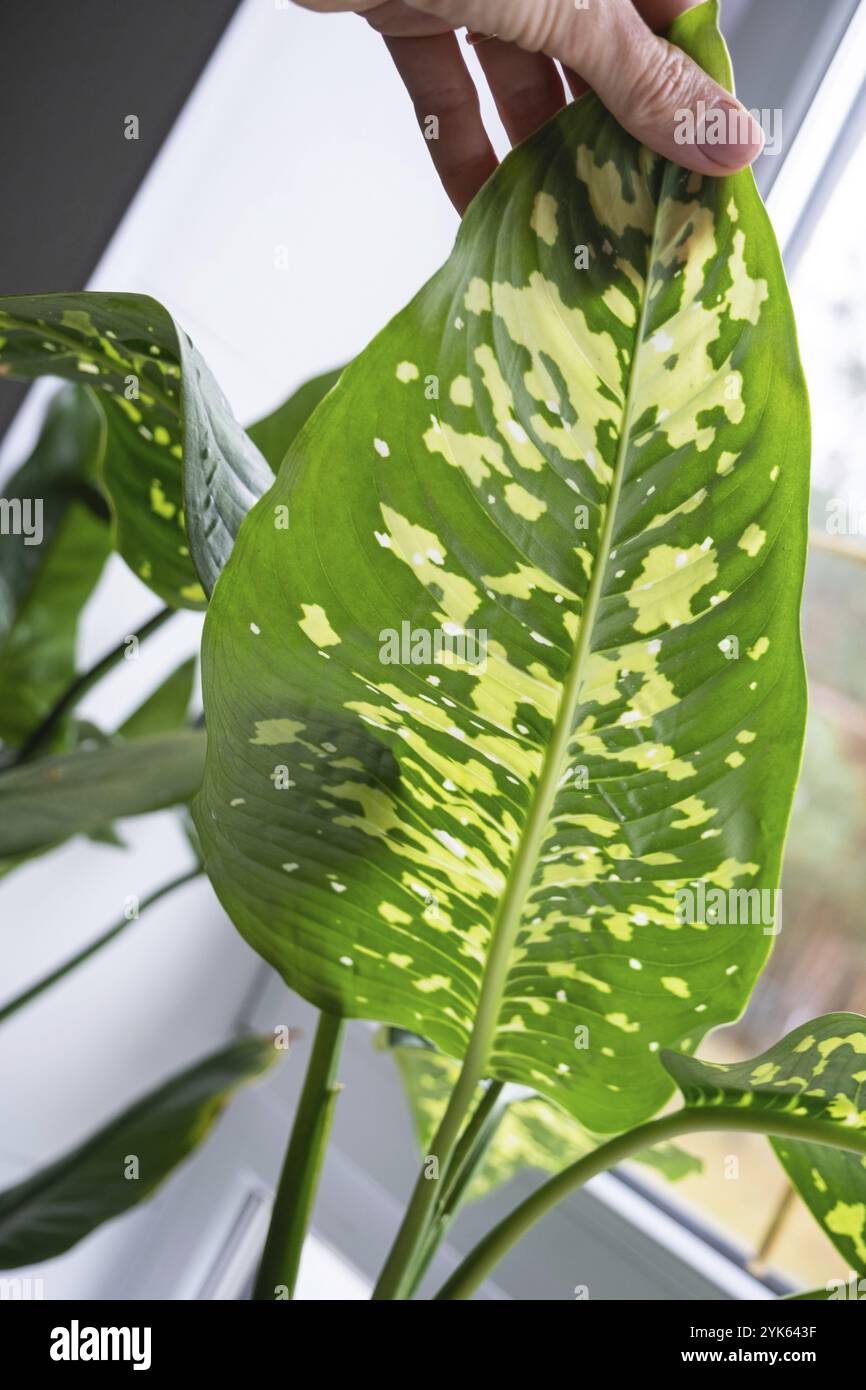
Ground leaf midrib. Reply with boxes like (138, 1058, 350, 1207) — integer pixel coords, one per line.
(464, 165, 666, 1090)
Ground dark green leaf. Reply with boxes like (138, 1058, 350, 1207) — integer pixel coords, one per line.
(0, 388, 110, 750)
(118, 656, 196, 738)
(0, 729, 206, 858)
(0, 1035, 278, 1268)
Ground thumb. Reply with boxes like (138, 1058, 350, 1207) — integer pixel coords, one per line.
(558, 0, 764, 173)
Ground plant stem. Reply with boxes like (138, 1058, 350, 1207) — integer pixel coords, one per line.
(0, 868, 202, 1026)
(252, 1009, 345, 1301)
(437, 1080, 507, 1216)
(371, 1056, 480, 1298)
(402, 1081, 507, 1299)
(434, 1106, 866, 1300)
(13, 606, 174, 766)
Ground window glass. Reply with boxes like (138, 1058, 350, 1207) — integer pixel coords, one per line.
(631, 116, 866, 1290)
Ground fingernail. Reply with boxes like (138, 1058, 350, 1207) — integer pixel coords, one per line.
(695, 98, 765, 168)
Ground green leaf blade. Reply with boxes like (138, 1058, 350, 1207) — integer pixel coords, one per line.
(0, 1035, 278, 1269)
(195, 0, 809, 1132)
(0, 729, 206, 859)
(661, 1013, 866, 1275)
(0, 388, 110, 751)
(118, 656, 196, 739)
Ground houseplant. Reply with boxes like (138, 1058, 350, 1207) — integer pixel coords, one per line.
(0, 1, 862, 1300)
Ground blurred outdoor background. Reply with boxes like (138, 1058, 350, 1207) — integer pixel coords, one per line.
(634, 107, 866, 1282)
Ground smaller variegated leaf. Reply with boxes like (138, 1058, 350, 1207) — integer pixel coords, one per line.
(384, 1030, 701, 1200)
(0, 293, 273, 608)
(662, 1013, 866, 1275)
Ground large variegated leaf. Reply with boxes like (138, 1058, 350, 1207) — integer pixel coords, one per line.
(194, 1, 809, 1132)
(0, 387, 110, 752)
(0, 1035, 277, 1268)
(0, 293, 273, 608)
(0, 729, 206, 859)
(663, 1015, 866, 1276)
(385, 1031, 701, 1201)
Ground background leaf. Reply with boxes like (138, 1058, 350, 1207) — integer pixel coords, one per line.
(0, 293, 272, 608)
(387, 1033, 591, 1202)
(0, 729, 206, 858)
(0, 1035, 278, 1268)
(195, 0, 809, 1133)
(662, 1013, 866, 1276)
(118, 656, 196, 739)
(386, 1031, 700, 1200)
(0, 387, 110, 752)
(248, 366, 344, 472)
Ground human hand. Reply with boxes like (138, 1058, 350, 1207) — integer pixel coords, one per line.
(293, 1, 764, 213)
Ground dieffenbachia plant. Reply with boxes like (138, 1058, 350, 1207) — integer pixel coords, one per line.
(184, 0, 849, 1298)
(1, 0, 863, 1303)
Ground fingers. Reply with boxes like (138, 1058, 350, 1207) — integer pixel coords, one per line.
(384, 31, 498, 214)
(376, 0, 761, 217)
(471, 39, 566, 148)
(566, 0, 690, 103)
(521, 0, 693, 134)
(554, 0, 765, 173)
(292, 1, 383, 11)
(403, 0, 763, 174)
